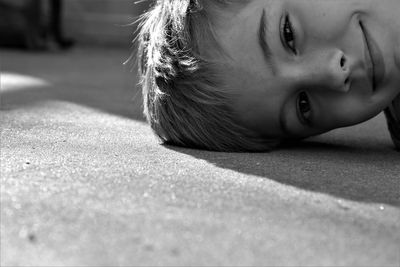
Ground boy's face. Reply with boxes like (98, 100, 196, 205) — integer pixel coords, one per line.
(216, 0, 400, 139)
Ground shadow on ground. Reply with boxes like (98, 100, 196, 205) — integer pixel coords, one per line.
(167, 137, 400, 207)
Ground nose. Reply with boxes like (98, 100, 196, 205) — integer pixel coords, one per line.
(295, 49, 351, 92)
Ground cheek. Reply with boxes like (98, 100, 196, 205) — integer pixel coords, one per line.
(293, 1, 355, 41)
(233, 90, 282, 136)
(317, 94, 375, 129)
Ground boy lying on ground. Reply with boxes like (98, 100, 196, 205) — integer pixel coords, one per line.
(137, 0, 400, 152)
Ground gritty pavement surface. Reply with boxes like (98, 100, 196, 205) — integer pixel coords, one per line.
(1, 47, 399, 266)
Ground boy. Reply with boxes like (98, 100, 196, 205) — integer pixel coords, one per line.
(137, 0, 400, 151)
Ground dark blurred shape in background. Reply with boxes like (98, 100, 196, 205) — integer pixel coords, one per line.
(0, 0, 151, 50)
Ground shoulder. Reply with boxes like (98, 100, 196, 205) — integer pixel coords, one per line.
(384, 94, 400, 151)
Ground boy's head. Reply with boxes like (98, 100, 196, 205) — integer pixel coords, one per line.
(138, 0, 400, 151)
(137, 0, 278, 151)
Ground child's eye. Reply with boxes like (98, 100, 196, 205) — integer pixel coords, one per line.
(297, 91, 312, 125)
(281, 14, 297, 55)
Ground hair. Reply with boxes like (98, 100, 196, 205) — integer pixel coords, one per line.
(136, 0, 280, 152)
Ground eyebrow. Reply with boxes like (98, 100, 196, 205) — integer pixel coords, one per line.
(258, 9, 277, 76)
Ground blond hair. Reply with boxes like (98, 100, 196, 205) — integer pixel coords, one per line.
(137, 0, 279, 151)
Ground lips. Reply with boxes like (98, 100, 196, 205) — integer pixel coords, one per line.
(360, 21, 385, 91)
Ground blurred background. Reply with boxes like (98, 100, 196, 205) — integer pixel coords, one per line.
(0, 0, 153, 122)
(0, 0, 150, 48)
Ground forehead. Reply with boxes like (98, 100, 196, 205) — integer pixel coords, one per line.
(213, 1, 286, 137)
(222, 63, 289, 137)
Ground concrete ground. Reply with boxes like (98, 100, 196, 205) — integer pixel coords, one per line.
(1, 47, 399, 266)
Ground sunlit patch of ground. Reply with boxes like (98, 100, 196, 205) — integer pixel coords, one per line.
(1, 72, 50, 92)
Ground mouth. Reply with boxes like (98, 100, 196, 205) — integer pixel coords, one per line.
(359, 21, 385, 92)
